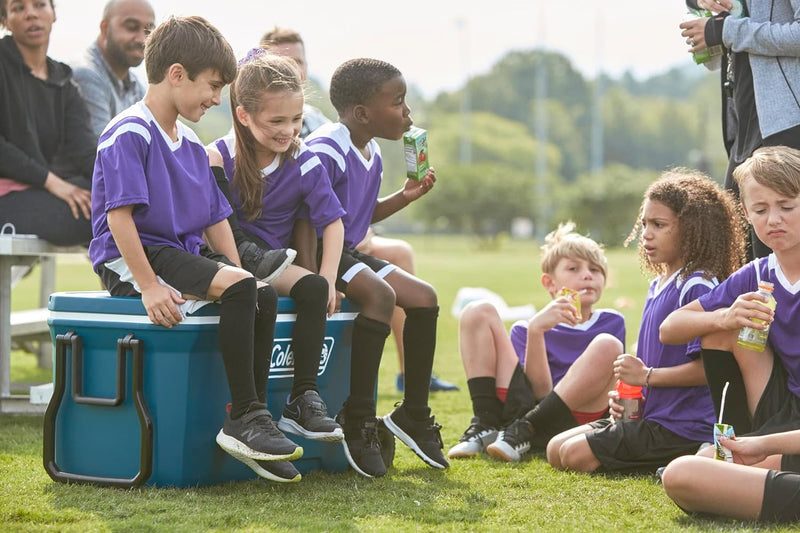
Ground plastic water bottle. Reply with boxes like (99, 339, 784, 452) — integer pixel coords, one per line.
(737, 281, 776, 352)
(615, 380, 643, 422)
(684, 9, 724, 65)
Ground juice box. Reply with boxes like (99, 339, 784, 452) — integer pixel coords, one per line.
(713, 423, 735, 462)
(403, 127, 429, 181)
(557, 287, 581, 318)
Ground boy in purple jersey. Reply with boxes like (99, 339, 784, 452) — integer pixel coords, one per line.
(88, 17, 303, 483)
(447, 222, 625, 461)
(207, 52, 346, 476)
(546, 171, 746, 474)
(660, 147, 800, 521)
(305, 58, 444, 477)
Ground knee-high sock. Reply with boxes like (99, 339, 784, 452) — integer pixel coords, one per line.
(219, 277, 259, 419)
(402, 306, 439, 420)
(467, 377, 503, 428)
(523, 391, 577, 441)
(702, 348, 752, 433)
(289, 274, 328, 398)
(253, 284, 278, 405)
(346, 314, 390, 421)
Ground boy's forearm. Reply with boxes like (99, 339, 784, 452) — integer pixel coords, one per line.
(372, 189, 409, 223)
(761, 430, 800, 456)
(524, 328, 553, 399)
(646, 357, 707, 388)
(107, 208, 159, 291)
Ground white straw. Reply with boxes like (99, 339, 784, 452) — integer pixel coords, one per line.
(719, 381, 730, 425)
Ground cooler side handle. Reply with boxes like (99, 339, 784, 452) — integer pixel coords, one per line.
(43, 331, 154, 488)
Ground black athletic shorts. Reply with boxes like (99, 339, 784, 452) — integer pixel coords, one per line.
(317, 242, 394, 293)
(98, 245, 233, 299)
(748, 354, 800, 470)
(585, 418, 702, 473)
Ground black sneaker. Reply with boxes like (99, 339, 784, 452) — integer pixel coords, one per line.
(335, 410, 386, 478)
(376, 417, 396, 469)
(486, 417, 534, 462)
(237, 242, 296, 283)
(447, 418, 499, 459)
(383, 403, 449, 469)
(277, 390, 344, 442)
(216, 407, 303, 463)
(239, 458, 302, 483)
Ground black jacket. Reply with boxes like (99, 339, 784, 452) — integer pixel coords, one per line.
(0, 35, 96, 188)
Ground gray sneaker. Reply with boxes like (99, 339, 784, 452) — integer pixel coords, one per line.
(216, 407, 303, 463)
(277, 390, 343, 442)
(237, 242, 296, 283)
(239, 458, 301, 483)
(447, 418, 499, 459)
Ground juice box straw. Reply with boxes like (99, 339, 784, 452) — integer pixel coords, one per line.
(719, 381, 730, 425)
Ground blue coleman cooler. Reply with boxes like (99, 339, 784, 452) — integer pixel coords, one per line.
(43, 291, 358, 487)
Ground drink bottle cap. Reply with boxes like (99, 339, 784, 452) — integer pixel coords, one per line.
(758, 281, 774, 292)
(616, 379, 643, 399)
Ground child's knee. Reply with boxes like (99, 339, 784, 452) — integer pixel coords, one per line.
(660, 456, 695, 500)
(460, 301, 500, 328)
(546, 437, 565, 468)
(558, 436, 592, 472)
(358, 279, 396, 319)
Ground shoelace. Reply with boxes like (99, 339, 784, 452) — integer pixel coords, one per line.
(360, 419, 381, 449)
(462, 419, 492, 441)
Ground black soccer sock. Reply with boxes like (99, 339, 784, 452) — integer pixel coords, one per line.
(253, 284, 278, 405)
(522, 391, 577, 440)
(218, 277, 259, 419)
(289, 274, 328, 399)
(702, 348, 752, 433)
(211, 165, 248, 247)
(402, 306, 439, 421)
(467, 376, 503, 428)
(347, 314, 391, 421)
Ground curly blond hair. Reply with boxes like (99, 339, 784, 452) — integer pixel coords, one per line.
(625, 169, 746, 280)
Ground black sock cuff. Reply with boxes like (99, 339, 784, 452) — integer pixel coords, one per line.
(467, 376, 496, 397)
(221, 277, 257, 304)
(290, 273, 328, 304)
(404, 306, 439, 321)
(256, 284, 278, 312)
(524, 391, 575, 427)
(354, 314, 391, 338)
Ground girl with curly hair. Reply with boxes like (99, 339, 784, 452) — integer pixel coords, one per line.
(545, 169, 746, 474)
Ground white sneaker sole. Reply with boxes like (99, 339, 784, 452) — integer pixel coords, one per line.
(486, 439, 526, 463)
(382, 414, 447, 469)
(261, 248, 297, 283)
(215, 430, 304, 462)
(277, 417, 344, 442)
(238, 456, 301, 483)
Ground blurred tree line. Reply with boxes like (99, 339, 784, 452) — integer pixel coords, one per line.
(189, 49, 725, 247)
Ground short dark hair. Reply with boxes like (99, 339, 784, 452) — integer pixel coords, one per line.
(1, 0, 55, 26)
(144, 15, 236, 85)
(259, 26, 303, 48)
(329, 58, 401, 113)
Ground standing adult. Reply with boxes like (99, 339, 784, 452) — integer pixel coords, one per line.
(72, 0, 155, 138)
(681, 0, 800, 259)
(0, 0, 96, 245)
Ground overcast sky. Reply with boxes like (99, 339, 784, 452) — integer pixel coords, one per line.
(40, 0, 695, 98)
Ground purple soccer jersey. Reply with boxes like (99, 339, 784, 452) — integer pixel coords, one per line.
(213, 133, 345, 249)
(509, 309, 626, 387)
(89, 102, 232, 270)
(700, 255, 800, 398)
(638, 271, 717, 442)
(305, 122, 383, 249)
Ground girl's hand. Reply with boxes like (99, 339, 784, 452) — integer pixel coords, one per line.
(528, 295, 579, 332)
(325, 276, 338, 317)
(402, 167, 436, 203)
(613, 354, 648, 386)
(608, 390, 624, 420)
(44, 172, 92, 220)
(720, 292, 774, 331)
(721, 435, 769, 466)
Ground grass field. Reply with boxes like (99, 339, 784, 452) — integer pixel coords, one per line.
(1, 236, 783, 532)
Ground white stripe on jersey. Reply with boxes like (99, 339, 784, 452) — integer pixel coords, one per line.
(299, 155, 322, 175)
(97, 121, 151, 152)
(679, 276, 718, 307)
(311, 142, 347, 172)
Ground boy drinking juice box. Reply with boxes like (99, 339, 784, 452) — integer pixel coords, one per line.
(403, 127, 429, 181)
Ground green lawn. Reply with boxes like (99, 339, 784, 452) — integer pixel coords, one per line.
(1, 236, 780, 532)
